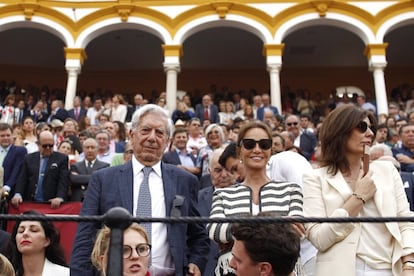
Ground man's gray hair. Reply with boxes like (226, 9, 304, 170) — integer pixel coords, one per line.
(131, 104, 173, 137)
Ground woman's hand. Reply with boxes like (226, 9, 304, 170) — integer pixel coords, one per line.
(291, 222, 306, 239)
(354, 171, 376, 203)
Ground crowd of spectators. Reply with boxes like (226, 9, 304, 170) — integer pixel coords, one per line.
(0, 79, 413, 275)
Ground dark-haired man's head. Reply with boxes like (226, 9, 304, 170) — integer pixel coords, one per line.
(219, 142, 245, 182)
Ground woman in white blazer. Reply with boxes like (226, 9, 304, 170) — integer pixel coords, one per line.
(7, 210, 69, 276)
(303, 104, 414, 276)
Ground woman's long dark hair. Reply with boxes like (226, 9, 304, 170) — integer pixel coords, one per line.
(6, 210, 67, 276)
(319, 104, 377, 175)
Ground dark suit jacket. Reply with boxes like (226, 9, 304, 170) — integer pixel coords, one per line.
(70, 161, 209, 276)
(3, 145, 27, 193)
(401, 172, 414, 211)
(0, 230, 10, 254)
(30, 110, 48, 123)
(70, 159, 109, 201)
(68, 107, 87, 121)
(195, 104, 219, 124)
(299, 131, 317, 160)
(49, 108, 68, 122)
(256, 105, 279, 121)
(162, 150, 197, 166)
(197, 186, 218, 276)
(14, 151, 69, 201)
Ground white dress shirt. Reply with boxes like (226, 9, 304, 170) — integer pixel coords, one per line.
(132, 156, 175, 275)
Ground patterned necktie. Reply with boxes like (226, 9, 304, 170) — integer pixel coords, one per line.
(35, 157, 48, 202)
(136, 167, 152, 241)
(75, 108, 79, 120)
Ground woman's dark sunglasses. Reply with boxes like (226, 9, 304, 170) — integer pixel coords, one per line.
(241, 139, 272, 150)
(356, 121, 375, 133)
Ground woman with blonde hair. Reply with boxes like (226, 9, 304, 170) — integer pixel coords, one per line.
(91, 223, 151, 276)
(0, 253, 15, 276)
(15, 116, 38, 153)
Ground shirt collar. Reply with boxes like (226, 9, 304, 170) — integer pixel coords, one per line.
(175, 148, 190, 156)
(132, 155, 162, 177)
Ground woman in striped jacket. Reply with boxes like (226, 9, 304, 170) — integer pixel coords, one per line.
(207, 121, 304, 276)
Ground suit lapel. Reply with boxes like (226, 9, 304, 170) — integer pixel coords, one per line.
(162, 163, 176, 217)
(173, 151, 181, 165)
(324, 170, 352, 200)
(118, 162, 134, 213)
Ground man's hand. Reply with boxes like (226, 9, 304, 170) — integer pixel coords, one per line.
(49, 197, 63, 209)
(187, 263, 201, 276)
(11, 196, 22, 207)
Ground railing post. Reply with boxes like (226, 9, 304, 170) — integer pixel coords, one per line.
(103, 207, 132, 276)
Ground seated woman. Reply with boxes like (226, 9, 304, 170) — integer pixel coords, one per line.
(91, 222, 151, 276)
(6, 210, 69, 276)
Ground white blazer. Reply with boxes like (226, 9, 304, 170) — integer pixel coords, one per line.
(303, 160, 414, 276)
(42, 259, 69, 276)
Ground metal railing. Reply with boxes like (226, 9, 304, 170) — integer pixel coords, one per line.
(1, 207, 414, 275)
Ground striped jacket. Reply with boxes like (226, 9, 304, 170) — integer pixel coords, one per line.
(207, 181, 303, 244)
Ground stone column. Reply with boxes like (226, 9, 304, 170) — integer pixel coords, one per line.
(263, 44, 284, 113)
(64, 48, 86, 110)
(162, 45, 182, 114)
(365, 44, 388, 115)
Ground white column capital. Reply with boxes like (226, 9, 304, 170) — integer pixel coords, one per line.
(65, 59, 82, 75)
(66, 66, 81, 76)
(163, 62, 181, 73)
(267, 63, 282, 73)
(368, 61, 387, 72)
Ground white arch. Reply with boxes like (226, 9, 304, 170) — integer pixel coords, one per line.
(0, 15, 74, 46)
(75, 17, 172, 48)
(377, 11, 414, 41)
(174, 14, 273, 44)
(275, 12, 376, 44)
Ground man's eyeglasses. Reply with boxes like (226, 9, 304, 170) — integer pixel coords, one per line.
(41, 144, 54, 149)
(124, 150, 133, 154)
(356, 121, 375, 133)
(122, 244, 151, 258)
(240, 139, 272, 150)
(286, 122, 298, 127)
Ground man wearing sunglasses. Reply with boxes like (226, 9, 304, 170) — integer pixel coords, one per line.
(285, 114, 317, 160)
(11, 130, 69, 209)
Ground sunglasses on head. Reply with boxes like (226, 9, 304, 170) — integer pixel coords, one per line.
(241, 138, 272, 150)
(356, 121, 374, 133)
(41, 144, 54, 149)
(287, 122, 298, 127)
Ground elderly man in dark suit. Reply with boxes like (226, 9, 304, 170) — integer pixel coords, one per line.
(11, 130, 69, 209)
(70, 138, 109, 201)
(47, 100, 68, 123)
(285, 114, 317, 160)
(195, 94, 219, 125)
(0, 123, 27, 198)
(197, 147, 235, 276)
(70, 104, 209, 276)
